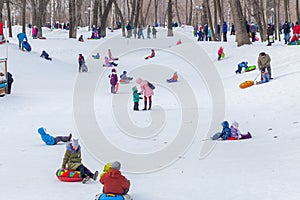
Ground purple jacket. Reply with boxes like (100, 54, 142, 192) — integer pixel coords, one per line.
(230, 125, 241, 139)
(110, 73, 118, 86)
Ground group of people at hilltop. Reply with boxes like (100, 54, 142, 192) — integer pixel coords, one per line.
(126, 23, 157, 39)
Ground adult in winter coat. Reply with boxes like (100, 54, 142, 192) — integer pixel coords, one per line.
(222, 21, 228, 42)
(78, 54, 85, 72)
(257, 52, 272, 80)
(61, 139, 98, 184)
(109, 69, 118, 94)
(267, 24, 274, 46)
(250, 22, 257, 42)
(100, 161, 130, 195)
(6, 72, 13, 94)
(147, 25, 151, 39)
(136, 77, 154, 110)
(282, 21, 291, 44)
(17, 32, 28, 50)
(152, 26, 157, 38)
(38, 127, 72, 145)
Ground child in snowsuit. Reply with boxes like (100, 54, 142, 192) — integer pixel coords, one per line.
(40, 50, 52, 61)
(229, 121, 252, 140)
(78, 35, 84, 42)
(167, 72, 178, 82)
(132, 86, 142, 111)
(38, 127, 72, 145)
(256, 69, 270, 85)
(217, 46, 224, 61)
(92, 53, 100, 59)
(120, 71, 133, 83)
(109, 68, 118, 94)
(103, 56, 118, 67)
(61, 139, 98, 184)
(145, 49, 155, 60)
(17, 32, 28, 51)
(211, 121, 231, 140)
(108, 49, 119, 61)
(235, 61, 248, 74)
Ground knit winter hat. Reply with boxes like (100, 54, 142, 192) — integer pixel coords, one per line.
(111, 161, 121, 170)
(232, 121, 239, 128)
(72, 139, 79, 147)
(112, 68, 116, 73)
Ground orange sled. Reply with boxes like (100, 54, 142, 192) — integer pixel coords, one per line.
(239, 80, 254, 89)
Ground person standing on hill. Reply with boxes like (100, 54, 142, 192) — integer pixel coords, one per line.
(257, 52, 272, 80)
(78, 54, 85, 72)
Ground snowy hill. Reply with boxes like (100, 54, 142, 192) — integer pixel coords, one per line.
(0, 26, 300, 200)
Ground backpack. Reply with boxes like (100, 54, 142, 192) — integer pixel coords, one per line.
(148, 81, 155, 90)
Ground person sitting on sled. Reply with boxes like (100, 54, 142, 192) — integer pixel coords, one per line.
(103, 56, 118, 67)
(108, 49, 119, 61)
(92, 53, 100, 59)
(145, 49, 155, 59)
(167, 72, 178, 82)
(61, 139, 99, 184)
(289, 34, 299, 45)
(40, 50, 52, 61)
(38, 127, 71, 145)
(228, 121, 252, 140)
(211, 121, 231, 140)
(120, 71, 133, 83)
(100, 161, 130, 195)
(256, 68, 270, 85)
(78, 35, 84, 42)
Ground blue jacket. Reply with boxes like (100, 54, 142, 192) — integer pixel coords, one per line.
(221, 121, 231, 140)
(222, 22, 228, 33)
(38, 127, 55, 145)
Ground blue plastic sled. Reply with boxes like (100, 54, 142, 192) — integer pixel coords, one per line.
(97, 194, 125, 200)
(22, 41, 31, 52)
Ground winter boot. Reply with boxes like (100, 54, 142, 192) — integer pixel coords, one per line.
(93, 171, 99, 181)
(142, 101, 147, 110)
(82, 176, 90, 184)
(148, 101, 152, 110)
(68, 133, 72, 141)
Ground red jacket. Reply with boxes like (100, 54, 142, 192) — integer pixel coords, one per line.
(100, 169, 130, 195)
(293, 25, 300, 35)
(218, 47, 223, 55)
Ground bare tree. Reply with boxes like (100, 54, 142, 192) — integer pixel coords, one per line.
(188, 0, 192, 25)
(229, 0, 251, 46)
(144, 0, 153, 25)
(69, 0, 76, 38)
(22, 0, 26, 33)
(174, 0, 181, 25)
(100, 0, 115, 37)
(114, 1, 126, 37)
(167, 0, 173, 36)
(6, 0, 12, 37)
(204, 0, 216, 40)
(297, 0, 299, 21)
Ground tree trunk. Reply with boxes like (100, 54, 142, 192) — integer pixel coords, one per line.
(6, 0, 12, 37)
(0, 0, 4, 22)
(188, 0, 192, 25)
(93, 0, 99, 28)
(22, 0, 26, 33)
(69, 0, 76, 38)
(229, 0, 251, 46)
(174, 0, 181, 25)
(134, 0, 140, 26)
(297, 0, 299, 22)
(130, 0, 136, 25)
(114, 1, 126, 37)
(216, 0, 224, 40)
(100, 0, 115, 37)
(284, 0, 288, 21)
(154, 0, 158, 26)
(144, 0, 152, 25)
(185, 0, 188, 24)
(167, 0, 173, 36)
(205, 0, 216, 40)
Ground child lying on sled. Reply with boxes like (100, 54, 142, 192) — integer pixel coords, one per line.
(167, 72, 178, 82)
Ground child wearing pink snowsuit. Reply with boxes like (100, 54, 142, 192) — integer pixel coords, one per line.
(218, 46, 224, 60)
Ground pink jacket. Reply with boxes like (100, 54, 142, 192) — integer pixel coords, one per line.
(218, 47, 223, 55)
(136, 78, 154, 97)
(104, 57, 110, 65)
